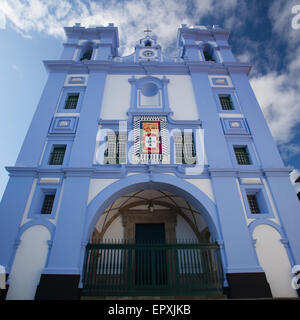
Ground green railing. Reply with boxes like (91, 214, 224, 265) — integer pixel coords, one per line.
(82, 240, 224, 296)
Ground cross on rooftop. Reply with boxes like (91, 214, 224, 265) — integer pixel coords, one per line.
(144, 26, 152, 35)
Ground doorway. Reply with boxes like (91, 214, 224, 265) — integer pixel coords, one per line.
(135, 223, 165, 242)
(135, 223, 168, 286)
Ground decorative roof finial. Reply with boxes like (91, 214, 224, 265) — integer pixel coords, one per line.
(144, 25, 152, 36)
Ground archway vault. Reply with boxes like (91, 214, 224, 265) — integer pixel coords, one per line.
(84, 173, 221, 244)
(91, 194, 210, 243)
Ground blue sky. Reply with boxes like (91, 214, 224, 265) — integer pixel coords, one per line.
(0, 0, 300, 200)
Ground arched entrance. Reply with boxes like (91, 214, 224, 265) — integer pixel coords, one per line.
(81, 175, 224, 297)
(91, 189, 212, 243)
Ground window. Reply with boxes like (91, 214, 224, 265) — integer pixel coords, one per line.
(48, 146, 66, 165)
(80, 48, 93, 61)
(203, 45, 216, 62)
(246, 194, 260, 214)
(234, 146, 251, 165)
(174, 134, 183, 164)
(139, 81, 160, 107)
(243, 188, 271, 217)
(174, 132, 196, 164)
(40, 194, 55, 214)
(145, 40, 152, 47)
(64, 93, 79, 110)
(104, 132, 127, 164)
(219, 95, 234, 110)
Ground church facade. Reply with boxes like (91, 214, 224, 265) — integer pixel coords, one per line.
(0, 23, 299, 300)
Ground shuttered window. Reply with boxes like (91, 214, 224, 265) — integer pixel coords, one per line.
(104, 132, 127, 164)
(174, 132, 196, 164)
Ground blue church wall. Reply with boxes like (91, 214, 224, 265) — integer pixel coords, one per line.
(43, 176, 91, 275)
(40, 136, 74, 168)
(210, 174, 263, 274)
(15, 72, 66, 167)
(56, 86, 86, 113)
(212, 87, 242, 114)
(68, 71, 107, 167)
(230, 73, 284, 168)
(26, 178, 63, 220)
(189, 71, 233, 168)
(226, 137, 260, 168)
(60, 43, 75, 60)
(12, 173, 227, 278)
(239, 183, 274, 219)
(218, 48, 235, 62)
(0, 176, 35, 271)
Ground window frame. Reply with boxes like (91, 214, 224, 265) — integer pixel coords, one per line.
(27, 181, 62, 220)
(246, 194, 261, 214)
(103, 131, 127, 165)
(64, 93, 80, 110)
(240, 185, 274, 219)
(219, 94, 234, 111)
(233, 146, 251, 165)
(48, 145, 67, 166)
(40, 138, 73, 168)
(213, 88, 242, 114)
(40, 193, 56, 215)
(227, 139, 259, 169)
(57, 87, 85, 113)
(173, 130, 197, 165)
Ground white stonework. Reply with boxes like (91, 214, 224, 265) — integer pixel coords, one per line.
(6, 225, 50, 300)
(253, 224, 298, 298)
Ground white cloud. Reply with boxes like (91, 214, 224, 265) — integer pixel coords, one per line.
(250, 72, 300, 144)
(268, 0, 300, 47)
(0, 9, 6, 29)
(289, 168, 300, 194)
(0, 0, 241, 53)
(279, 144, 300, 161)
(245, 0, 300, 169)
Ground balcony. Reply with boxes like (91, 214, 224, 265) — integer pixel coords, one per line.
(82, 240, 224, 297)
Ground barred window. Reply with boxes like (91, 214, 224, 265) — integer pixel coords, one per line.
(247, 194, 260, 214)
(49, 146, 66, 165)
(41, 194, 55, 214)
(219, 95, 234, 110)
(64, 93, 79, 109)
(234, 146, 251, 165)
